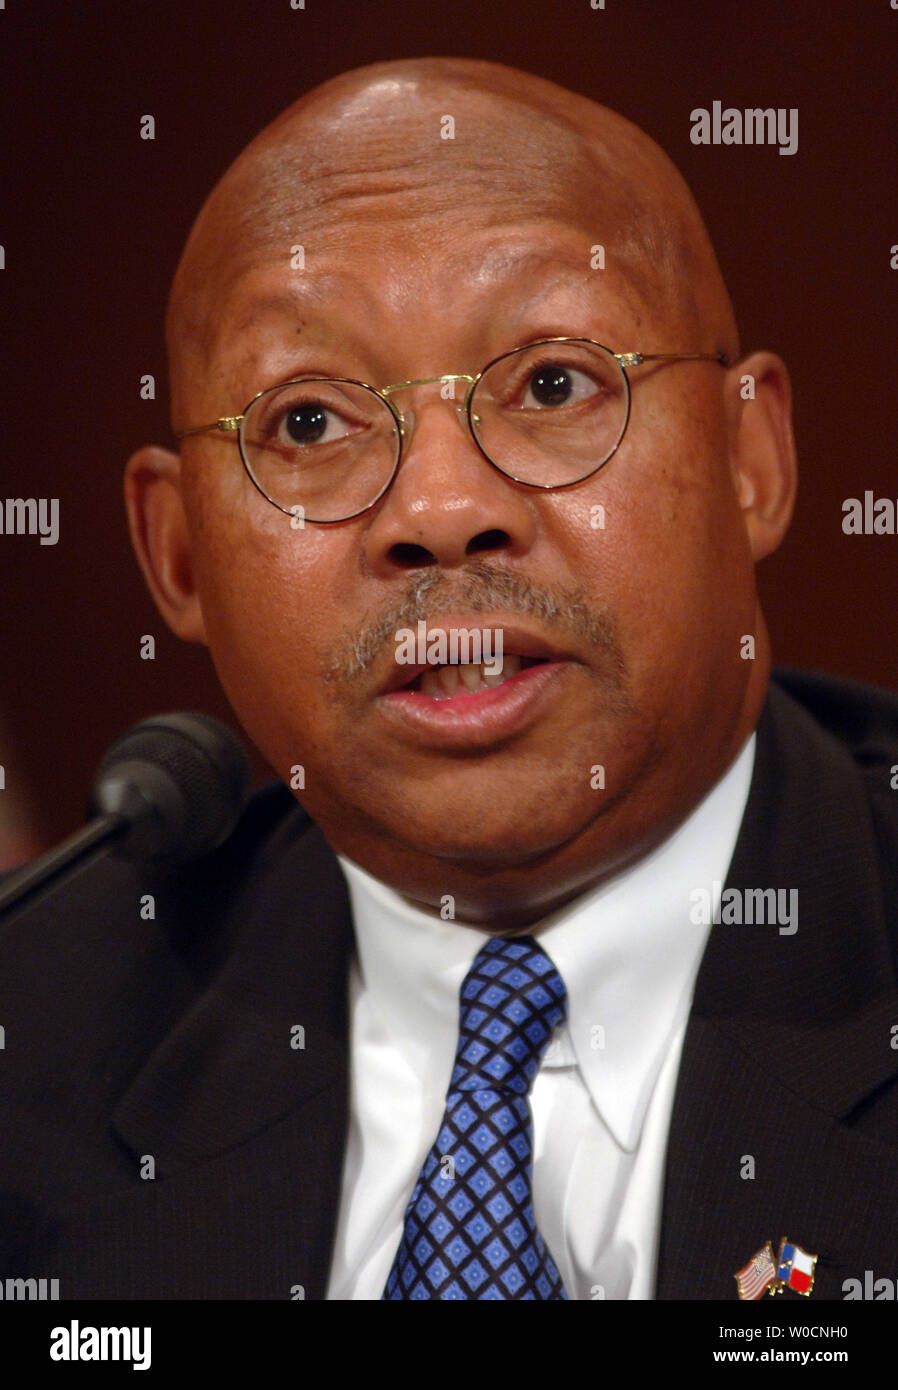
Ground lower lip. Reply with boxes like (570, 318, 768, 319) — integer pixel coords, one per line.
(378, 661, 571, 748)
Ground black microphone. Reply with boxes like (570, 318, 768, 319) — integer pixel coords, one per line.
(0, 713, 251, 919)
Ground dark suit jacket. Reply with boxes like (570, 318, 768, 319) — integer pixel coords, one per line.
(1, 669, 896, 1300)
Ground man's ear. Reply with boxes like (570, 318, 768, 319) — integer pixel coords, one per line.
(724, 350, 798, 561)
(124, 445, 207, 643)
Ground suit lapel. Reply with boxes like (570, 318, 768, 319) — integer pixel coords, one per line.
(108, 811, 354, 1296)
(657, 680, 898, 1298)
(657, 1013, 898, 1299)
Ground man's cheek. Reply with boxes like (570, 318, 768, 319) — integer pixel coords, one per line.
(199, 573, 308, 709)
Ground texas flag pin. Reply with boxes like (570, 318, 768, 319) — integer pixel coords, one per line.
(772, 1238, 818, 1296)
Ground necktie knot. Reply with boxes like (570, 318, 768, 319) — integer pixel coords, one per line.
(452, 937, 567, 1096)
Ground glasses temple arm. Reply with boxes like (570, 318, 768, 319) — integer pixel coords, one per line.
(175, 417, 244, 441)
(622, 350, 730, 367)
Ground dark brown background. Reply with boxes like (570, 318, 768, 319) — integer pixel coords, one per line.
(2, 0, 896, 855)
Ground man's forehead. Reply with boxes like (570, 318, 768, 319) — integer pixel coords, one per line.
(198, 133, 651, 318)
(234, 78, 611, 220)
(167, 61, 736, 419)
(172, 158, 641, 396)
(206, 232, 660, 386)
(226, 234, 647, 325)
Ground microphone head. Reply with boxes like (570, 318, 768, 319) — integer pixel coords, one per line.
(88, 713, 251, 863)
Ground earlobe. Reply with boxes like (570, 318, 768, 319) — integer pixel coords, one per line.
(124, 445, 208, 643)
(725, 351, 798, 561)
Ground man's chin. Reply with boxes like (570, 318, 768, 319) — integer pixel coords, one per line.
(372, 798, 601, 872)
(305, 740, 634, 878)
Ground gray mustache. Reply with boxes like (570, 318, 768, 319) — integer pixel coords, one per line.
(323, 560, 627, 686)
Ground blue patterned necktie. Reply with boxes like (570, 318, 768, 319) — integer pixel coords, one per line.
(382, 935, 569, 1300)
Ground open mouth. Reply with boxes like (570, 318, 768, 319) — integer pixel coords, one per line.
(402, 654, 549, 700)
(377, 624, 572, 745)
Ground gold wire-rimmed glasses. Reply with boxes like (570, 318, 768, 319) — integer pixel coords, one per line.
(175, 338, 729, 524)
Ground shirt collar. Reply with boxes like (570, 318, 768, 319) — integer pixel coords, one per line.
(338, 732, 755, 1152)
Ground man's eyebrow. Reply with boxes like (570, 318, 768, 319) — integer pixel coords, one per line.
(228, 288, 328, 338)
(469, 244, 654, 318)
(512, 262, 609, 307)
(218, 299, 377, 378)
(503, 261, 652, 337)
(469, 241, 593, 283)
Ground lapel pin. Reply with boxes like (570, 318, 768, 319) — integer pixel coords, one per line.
(772, 1238, 818, 1296)
(735, 1238, 818, 1298)
(735, 1241, 778, 1300)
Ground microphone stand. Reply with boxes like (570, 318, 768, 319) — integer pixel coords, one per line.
(0, 814, 127, 919)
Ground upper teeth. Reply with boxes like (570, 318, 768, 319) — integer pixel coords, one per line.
(418, 653, 522, 700)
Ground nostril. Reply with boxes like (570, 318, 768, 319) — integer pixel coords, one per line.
(389, 541, 436, 569)
(466, 529, 510, 555)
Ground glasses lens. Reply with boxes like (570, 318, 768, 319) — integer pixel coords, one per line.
(471, 341, 628, 486)
(241, 379, 400, 522)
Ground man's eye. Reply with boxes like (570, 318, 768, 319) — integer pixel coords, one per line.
(279, 401, 354, 446)
(520, 363, 601, 409)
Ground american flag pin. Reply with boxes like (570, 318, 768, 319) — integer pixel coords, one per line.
(734, 1241, 778, 1300)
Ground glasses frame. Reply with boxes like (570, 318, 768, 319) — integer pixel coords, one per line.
(174, 338, 729, 524)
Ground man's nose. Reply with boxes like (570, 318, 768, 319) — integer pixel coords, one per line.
(362, 393, 538, 575)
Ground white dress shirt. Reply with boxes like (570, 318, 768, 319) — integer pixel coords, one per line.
(326, 733, 756, 1300)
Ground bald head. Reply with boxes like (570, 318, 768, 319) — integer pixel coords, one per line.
(166, 58, 737, 424)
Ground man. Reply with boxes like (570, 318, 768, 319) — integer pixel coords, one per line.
(1, 57, 896, 1302)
